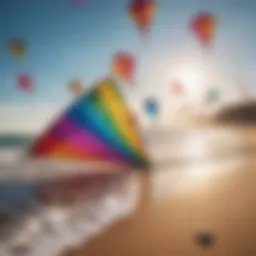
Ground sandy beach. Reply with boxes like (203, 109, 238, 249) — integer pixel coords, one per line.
(64, 124, 256, 256)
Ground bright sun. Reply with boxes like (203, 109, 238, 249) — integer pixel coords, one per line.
(176, 66, 204, 94)
(166, 57, 208, 98)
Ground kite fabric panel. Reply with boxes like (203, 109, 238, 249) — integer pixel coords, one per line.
(30, 78, 149, 169)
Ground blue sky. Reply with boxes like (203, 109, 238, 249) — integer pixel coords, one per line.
(1, 0, 256, 131)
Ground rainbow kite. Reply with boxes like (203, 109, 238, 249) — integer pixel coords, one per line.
(30, 78, 149, 170)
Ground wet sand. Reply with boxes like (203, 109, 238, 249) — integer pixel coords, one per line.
(65, 124, 256, 256)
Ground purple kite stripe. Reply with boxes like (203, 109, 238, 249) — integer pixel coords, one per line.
(59, 118, 129, 163)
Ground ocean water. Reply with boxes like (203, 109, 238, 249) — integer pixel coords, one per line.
(0, 134, 34, 166)
(0, 132, 142, 256)
(0, 134, 35, 148)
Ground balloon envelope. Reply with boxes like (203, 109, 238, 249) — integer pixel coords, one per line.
(190, 12, 216, 46)
(68, 79, 84, 96)
(206, 88, 219, 103)
(18, 74, 33, 92)
(171, 81, 183, 95)
(8, 39, 27, 59)
(128, 0, 158, 35)
(112, 53, 135, 84)
(144, 98, 159, 117)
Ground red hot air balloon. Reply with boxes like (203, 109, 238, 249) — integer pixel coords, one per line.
(18, 74, 33, 92)
(112, 52, 136, 84)
(190, 12, 216, 47)
(128, 0, 158, 36)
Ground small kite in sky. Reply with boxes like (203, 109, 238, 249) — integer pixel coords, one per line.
(8, 39, 27, 59)
(18, 74, 33, 92)
(190, 12, 216, 47)
(128, 0, 158, 36)
(68, 79, 85, 96)
(30, 78, 149, 170)
(112, 52, 136, 84)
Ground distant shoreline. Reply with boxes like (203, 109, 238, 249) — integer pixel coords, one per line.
(0, 134, 35, 147)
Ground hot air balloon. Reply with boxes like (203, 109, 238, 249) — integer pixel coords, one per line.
(144, 97, 159, 118)
(190, 12, 216, 47)
(112, 52, 135, 84)
(8, 39, 27, 59)
(128, 0, 158, 36)
(171, 81, 183, 95)
(68, 79, 85, 96)
(206, 88, 219, 104)
(18, 74, 33, 92)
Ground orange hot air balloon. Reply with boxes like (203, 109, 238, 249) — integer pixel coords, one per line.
(8, 39, 27, 59)
(112, 52, 135, 84)
(128, 0, 158, 35)
(190, 12, 216, 47)
(68, 79, 85, 96)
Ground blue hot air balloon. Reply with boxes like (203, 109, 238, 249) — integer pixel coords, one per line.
(144, 97, 159, 118)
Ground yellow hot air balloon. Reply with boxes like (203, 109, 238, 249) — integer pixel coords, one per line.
(128, 0, 158, 36)
(8, 39, 27, 59)
(68, 79, 85, 96)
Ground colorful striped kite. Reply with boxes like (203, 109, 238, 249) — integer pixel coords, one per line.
(30, 78, 149, 170)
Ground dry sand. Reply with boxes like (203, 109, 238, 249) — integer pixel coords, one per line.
(63, 124, 256, 256)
